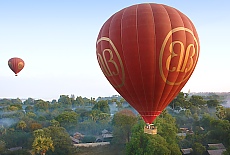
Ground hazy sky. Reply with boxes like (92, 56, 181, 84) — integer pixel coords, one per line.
(0, 0, 230, 100)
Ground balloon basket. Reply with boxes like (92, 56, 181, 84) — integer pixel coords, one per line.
(144, 124, 157, 135)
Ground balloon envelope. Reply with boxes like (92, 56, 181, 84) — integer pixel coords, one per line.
(8, 57, 25, 76)
(96, 3, 200, 123)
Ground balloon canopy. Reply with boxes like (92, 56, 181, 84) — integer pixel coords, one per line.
(96, 3, 200, 124)
(8, 57, 25, 76)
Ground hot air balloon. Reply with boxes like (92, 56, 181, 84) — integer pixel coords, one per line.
(96, 3, 199, 134)
(8, 57, 25, 76)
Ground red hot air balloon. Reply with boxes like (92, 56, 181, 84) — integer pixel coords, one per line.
(8, 57, 25, 76)
(96, 3, 199, 125)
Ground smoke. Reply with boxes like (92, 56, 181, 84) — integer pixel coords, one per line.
(0, 118, 18, 127)
(222, 95, 230, 108)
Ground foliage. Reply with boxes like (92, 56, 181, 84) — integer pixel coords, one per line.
(207, 99, 220, 108)
(55, 111, 78, 131)
(191, 142, 206, 155)
(189, 95, 206, 108)
(58, 95, 72, 108)
(46, 126, 76, 155)
(126, 121, 174, 155)
(0, 130, 32, 149)
(92, 100, 110, 114)
(112, 109, 137, 144)
(216, 105, 226, 119)
(32, 136, 54, 155)
(17, 120, 27, 130)
(0, 140, 6, 153)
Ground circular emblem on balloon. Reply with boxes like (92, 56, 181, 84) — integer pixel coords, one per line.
(96, 37, 125, 88)
(159, 27, 199, 85)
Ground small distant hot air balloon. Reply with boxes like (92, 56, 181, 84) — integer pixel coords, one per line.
(8, 57, 25, 76)
(96, 3, 200, 134)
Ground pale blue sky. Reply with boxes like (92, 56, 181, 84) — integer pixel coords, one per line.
(0, 0, 229, 100)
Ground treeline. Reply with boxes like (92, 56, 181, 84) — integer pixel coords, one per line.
(0, 93, 229, 155)
(0, 95, 130, 155)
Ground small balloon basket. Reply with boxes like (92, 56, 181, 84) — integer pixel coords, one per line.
(144, 124, 157, 135)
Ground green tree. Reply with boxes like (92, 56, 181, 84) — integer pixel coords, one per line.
(191, 142, 205, 155)
(17, 120, 27, 131)
(23, 98, 35, 105)
(126, 121, 173, 155)
(216, 105, 226, 119)
(50, 119, 60, 127)
(32, 136, 54, 155)
(112, 109, 137, 144)
(193, 113, 199, 121)
(169, 92, 191, 110)
(0, 140, 6, 153)
(207, 99, 220, 108)
(47, 126, 76, 155)
(26, 112, 36, 118)
(92, 100, 110, 114)
(55, 111, 78, 131)
(34, 100, 49, 112)
(11, 98, 22, 104)
(25, 105, 34, 113)
(189, 95, 206, 108)
(75, 96, 85, 106)
(58, 95, 72, 108)
(185, 109, 192, 120)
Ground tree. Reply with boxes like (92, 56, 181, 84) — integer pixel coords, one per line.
(0, 140, 6, 153)
(50, 119, 60, 127)
(30, 122, 42, 131)
(75, 96, 85, 106)
(25, 106, 34, 113)
(207, 99, 220, 108)
(169, 92, 191, 110)
(23, 98, 35, 105)
(185, 109, 192, 120)
(55, 111, 78, 131)
(17, 120, 27, 131)
(46, 126, 76, 155)
(32, 136, 54, 155)
(26, 112, 36, 118)
(92, 100, 110, 114)
(193, 113, 199, 121)
(126, 121, 172, 155)
(112, 109, 137, 144)
(191, 142, 205, 155)
(34, 100, 49, 112)
(58, 95, 72, 108)
(189, 95, 206, 108)
(216, 105, 226, 119)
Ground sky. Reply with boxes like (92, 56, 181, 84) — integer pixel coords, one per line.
(0, 0, 230, 101)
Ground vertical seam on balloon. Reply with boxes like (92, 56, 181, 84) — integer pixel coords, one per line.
(120, 6, 139, 109)
(119, 8, 136, 107)
(149, 3, 156, 123)
(154, 4, 172, 118)
(136, 4, 148, 118)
